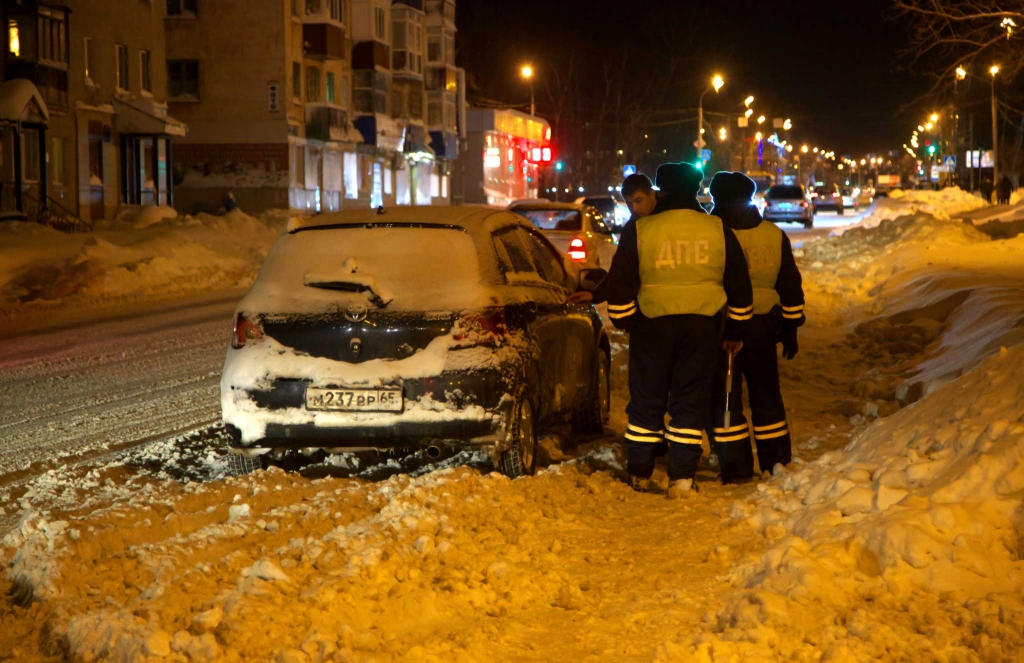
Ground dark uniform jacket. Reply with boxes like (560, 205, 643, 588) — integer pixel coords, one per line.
(603, 194, 754, 339)
(713, 202, 805, 328)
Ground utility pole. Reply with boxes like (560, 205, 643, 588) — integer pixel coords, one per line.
(991, 66, 1000, 190)
(969, 114, 975, 192)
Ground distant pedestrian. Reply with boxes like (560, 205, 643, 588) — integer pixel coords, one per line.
(223, 192, 238, 213)
(707, 171, 805, 483)
(997, 175, 1013, 205)
(981, 177, 994, 203)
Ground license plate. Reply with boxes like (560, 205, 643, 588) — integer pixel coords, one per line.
(305, 388, 403, 412)
(779, 203, 793, 210)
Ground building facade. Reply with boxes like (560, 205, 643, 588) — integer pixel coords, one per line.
(2, 0, 183, 225)
(165, 0, 463, 215)
(457, 108, 550, 206)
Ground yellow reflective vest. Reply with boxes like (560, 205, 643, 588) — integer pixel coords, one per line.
(636, 209, 728, 318)
(732, 221, 783, 315)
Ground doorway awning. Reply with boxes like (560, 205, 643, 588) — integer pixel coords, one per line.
(0, 79, 49, 125)
(114, 98, 187, 137)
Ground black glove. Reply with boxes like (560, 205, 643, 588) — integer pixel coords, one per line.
(779, 324, 799, 360)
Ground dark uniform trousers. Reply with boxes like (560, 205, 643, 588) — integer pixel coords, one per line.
(625, 314, 720, 481)
(709, 313, 792, 483)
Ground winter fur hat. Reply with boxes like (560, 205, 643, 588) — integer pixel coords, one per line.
(709, 171, 757, 205)
(655, 163, 704, 197)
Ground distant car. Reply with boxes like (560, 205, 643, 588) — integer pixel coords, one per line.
(221, 207, 611, 479)
(574, 195, 630, 231)
(763, 185, 814, 228)
(812, 184, 845, 215)
(509, 201, 617, 270)
(841, 187, 859, 210)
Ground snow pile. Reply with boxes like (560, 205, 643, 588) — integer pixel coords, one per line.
(838, 187, 988, 235)
(0, 208, 283, 334)
(668, 344, 1024, 662)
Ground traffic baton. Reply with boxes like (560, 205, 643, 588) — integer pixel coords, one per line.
(723, 350, 734, 430)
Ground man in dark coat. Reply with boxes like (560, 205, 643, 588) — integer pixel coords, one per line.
(603, 163, 753, 496)
(706, 172, 805, 483)
(997, 175, 1013, 205)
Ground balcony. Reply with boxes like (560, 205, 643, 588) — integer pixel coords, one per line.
(352, 41, 390, 70)
(303, 23, 346, 61)
(394, 0, 424, 9)
(6, 61, 69, 114)
(305, 103, 350, 142)
(426, 0, 456, 23)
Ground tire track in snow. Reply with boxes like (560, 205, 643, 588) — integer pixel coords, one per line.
(0, 298, 237, 481)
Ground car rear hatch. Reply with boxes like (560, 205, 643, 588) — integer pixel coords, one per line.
(512, 207, 583, 256)
(241, 225, 495, 362)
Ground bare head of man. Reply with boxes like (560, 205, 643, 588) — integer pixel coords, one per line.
(622, 173, 657, 219)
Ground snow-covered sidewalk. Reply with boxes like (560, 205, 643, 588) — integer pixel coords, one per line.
(4, 207, 1024, 662)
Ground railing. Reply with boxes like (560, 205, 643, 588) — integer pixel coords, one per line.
(21, 188, 92, 233)
(306, 103, 349, 142)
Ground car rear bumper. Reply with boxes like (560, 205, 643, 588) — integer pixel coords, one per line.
(813, 201, 843, 210)
(222, 369, 515, 450)
(764, 210, 812, 221)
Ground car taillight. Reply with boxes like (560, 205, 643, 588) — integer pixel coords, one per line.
(568, 237, 587, 262)
(832, 192, 840, 198)
(453, 307, 507, 347)
(800, 201, 809, 208)
(232, 312, 264, 349)
(811, 192, 818, 198)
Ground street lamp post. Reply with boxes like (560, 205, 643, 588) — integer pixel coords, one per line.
(521, 65, 535, 117)
(990, 65, 1000, 191)
(955, 66, 966, 185)
(697, 74, 724, 160)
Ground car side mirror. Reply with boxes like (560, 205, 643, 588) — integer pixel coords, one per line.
(578, 268, 608, 292)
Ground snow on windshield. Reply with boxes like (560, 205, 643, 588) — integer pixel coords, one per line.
(241, 227, 492, 314)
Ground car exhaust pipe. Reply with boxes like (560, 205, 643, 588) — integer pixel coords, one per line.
(425, 443, 444, 459)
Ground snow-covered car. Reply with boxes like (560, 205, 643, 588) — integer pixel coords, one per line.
(763, 184, 813, 228)
(508, 201, 617, 270)
(221, 207, 611, 478)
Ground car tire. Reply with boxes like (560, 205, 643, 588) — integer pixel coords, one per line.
(228, 451, 262, 476)
(572, 351, 610, 435)
(500, 394, 538, 478)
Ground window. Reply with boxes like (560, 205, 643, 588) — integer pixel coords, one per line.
(392, 11, 423, 75)
(293, 145, 305, 187)
(166, 0, 197, 16)
(306, 66, 320, 102)
(21, 130, 40, 184)
(493, 230, 536, 279)
(305, 0, 320, 13)
(374, 6, 386, 41)
(167, 59, 199, 99)
(384, 167, 392, 195)
(291, 0, 300, 17)
(83, 38, 94, 81)
(115, 44, 129, 91)
(38, 7, 68, 65)
(51, 137, 67, 186)
(524, 230, 567, 287)
(427, 99, 441, 126)
(292, 61, 301, 99)
(8, 20, 20, 57)
(445, 33, 455, 66)
(353, 70, 388, 115)
(140, 51, 152, 93)
(343, 152, 358, 198)
(427, 28, 441, 63)
(340, 75, 350, 109)
(326, 72, 335, 104)
(329, 0, 343, 22)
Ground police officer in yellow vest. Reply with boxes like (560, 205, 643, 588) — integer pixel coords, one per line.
(707, 171, 805, 483)
(605, 163, 754, 495)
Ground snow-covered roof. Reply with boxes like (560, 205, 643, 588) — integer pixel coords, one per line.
(0, 79, 49, 124)
(288, 206, 517, 235)
(114, 98, 187, 137)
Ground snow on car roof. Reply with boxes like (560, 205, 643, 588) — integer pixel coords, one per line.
(287, 206, 514, 234)
(507, 201, 587, 211)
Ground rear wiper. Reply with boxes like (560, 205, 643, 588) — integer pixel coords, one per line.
(303, 274, 394, 308)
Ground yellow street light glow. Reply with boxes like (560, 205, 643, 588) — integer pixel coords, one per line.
(956, 66, 967, 80)
(801, 145, 809, 153)
(917, 125, 925, 131)
(861, 159, 867, 165)
(757, 115, 766, 124)
(744, 95, 754, 107)
(712, 74, 725, 92)
(925, 122, 933, 131)
(718, 127, 727, 141)
(783, 119, 792, 131)
(521, 65, 533, 79)
(929, 113, 939, 123)
(991, 65, 1000, 76)
(838, 164, 844, 170)
(755, 132, 763, 141)
(786, 144, 793, 152)
(744, 109, 753, 118)
(813, 147, 819, 153)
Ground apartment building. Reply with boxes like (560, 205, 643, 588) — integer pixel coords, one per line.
(166, 0, 364, 213)
(1, 0, 183, 225)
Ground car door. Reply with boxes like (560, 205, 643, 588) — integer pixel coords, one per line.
(492, 227, 566, 421)
(521, 228, 595, 414)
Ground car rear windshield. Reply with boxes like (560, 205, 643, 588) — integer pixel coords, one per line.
(252, 226, 488, 312)
(767, 186, 804, 200)
(516, 209, 583, 232)
(582, 197, 616, 213)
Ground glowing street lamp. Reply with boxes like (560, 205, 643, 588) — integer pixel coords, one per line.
(929, 113, 939, 123)
(783, 119, 792, 131)
(712, 74, 725, 92)
(520, 65, 535, 116)
(956, 66, 967, 81)
(744, 96, 754, 107)
(756, 115, 766, 125)
(744, 108, 753, 119)
(698, 73, 725, 154)
(924, 122, 933, 131)
(801, 145, 808, 153)
(718, 127, 728, 141)
(991, 65, 1001, 185)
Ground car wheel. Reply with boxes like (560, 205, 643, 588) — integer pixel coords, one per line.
(572, 351, 610, 435)
(228, 451, 262, 476)
(500, 395, 538, 478)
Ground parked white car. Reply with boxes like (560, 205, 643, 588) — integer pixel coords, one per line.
(508, 201, 618, 270)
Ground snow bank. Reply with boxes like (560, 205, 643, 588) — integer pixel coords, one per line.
(837, 187, 988, 235)
(0, 209, 284, 334)
(670, 344, 1024, 661)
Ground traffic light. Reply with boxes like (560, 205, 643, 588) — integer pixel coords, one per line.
(555, 161, 564, 171)
(693, 160, 704, 170)
(927, 145, 936, 155)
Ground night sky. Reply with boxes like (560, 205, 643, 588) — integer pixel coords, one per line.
(458, 0, 927, 156)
